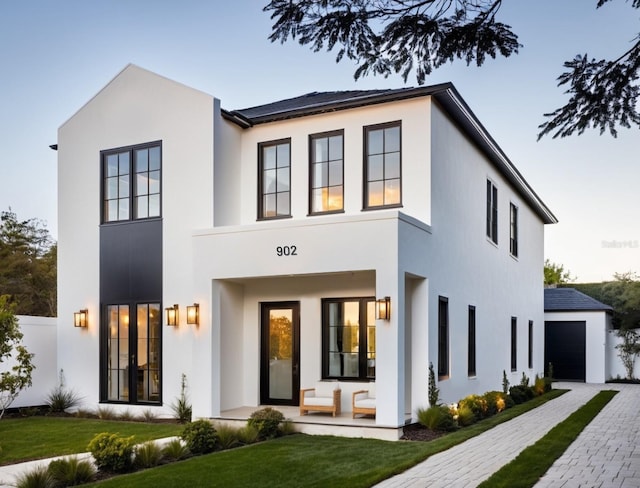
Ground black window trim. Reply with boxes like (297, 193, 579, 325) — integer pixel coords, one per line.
(438, 296, 449, 379)
(528, 320, 533, 369)
(468, 305, 476, 377)
(308, 129, 345, 216)
(257, 137, 292, 221)
(363, 120, 403, 211)
(510, 202, 519, 258)
(486, 178, 498, 245)
(511, 316, 517, 372)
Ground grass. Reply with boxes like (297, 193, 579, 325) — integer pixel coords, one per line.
(478, 389, 617, 488)
(0, 417, 183, 465)
(83, 390, 567, 488)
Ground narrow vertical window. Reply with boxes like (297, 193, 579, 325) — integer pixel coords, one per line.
(364, 122, 401, 208)
(137, 304, 161, 402)
(104, 152, 130, 222)
(528, 320, 533, 369)
(107, 304, 130, 401)
(486, 179, 498, 244)
(510, 203, 519, 257)
(259, 139, 291, 219)
(310, 130, 344, 214)
(468, 305, 476, 376)
(511, 317, 517, 371)
(438, 296, 449, 378)
(134, 146, 161, 219)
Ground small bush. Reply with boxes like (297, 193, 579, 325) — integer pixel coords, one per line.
(533, 374, 546, 396)
(483, 391, 507, 416)
(248, 407, 285, 440)
(280, 419, 297, 436)
(509, 385, 534, 405)
(96, 406, 117, 420)
(458, 394, 488, 420)
(161, 439, 190, 461)
(141, 409, 158, 422)
(87, 432, 135, 472)
(171, 373, 193, 423)
(47, 456, 96, 486)
(134, 441, 163, 469)
(46, 370, 83, 414)
(428, 362, 440, 406)
(520, 372, 530, 387)
(456, 404, 476, 427)
(74, 408, 95, 418)
(237, 424, 260, 445)
(181, 420, 217, 455)
(215, 424, 241, 450)
(15, 465, 54, 488)
(117, 409, 135, 421)
(417, 405, 456, 432)
(502, 370, 509, 395)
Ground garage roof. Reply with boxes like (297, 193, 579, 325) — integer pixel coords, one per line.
(544, 288, 613, 312)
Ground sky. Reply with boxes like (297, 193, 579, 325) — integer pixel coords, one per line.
(0, 0, 638, 283)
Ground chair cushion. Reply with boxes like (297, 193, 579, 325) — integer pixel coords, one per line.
(304, 397, 335, 407)
(354, 398, 376, 409)
(368, 382, 376, 399)
(315, 381, 338, 397)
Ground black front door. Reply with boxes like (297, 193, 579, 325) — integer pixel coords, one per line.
(260, 302, 300, 405)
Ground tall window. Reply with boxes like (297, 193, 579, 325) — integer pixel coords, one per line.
(322, 298, 375, 380)
(528, 320, 533, 369)
(468, 305, 476, 376)
(438, 296, 449, 378)
(486, 179, 498, 244)
(511, 317, 517, 372)
(510, 203, 519, 257)
(364, 122, 401, 208)
(103, 142, 161, 223)
(259, 139, 291, 219)
(105, 303, 161, 404)
(310, 130, 344, 214)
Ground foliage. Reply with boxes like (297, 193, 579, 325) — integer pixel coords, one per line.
(616, 328, 640, 380)
(247, 407, 285, 440)
(519, 372, 529, 387)
(0, 295, 35, 418)
(237, 424, 260, 445)
(428, 361, 439, 407)
(533, 374, 546, 396)
(181, 420, 218, 455)
(264, 1, 640, 140)
(215, 423, 242, 450)
(46, 369, 83, 413)
(161, 438, 190, 461)
(47, 456, 96, 486)
(509, 385, 534, 405)
(133, 441, 163, 469)
(456, 404, 476, 427)
(87, 432, 135, 472)
(546, 362, 554, 381)
(544, 260, 574, 286)
(170, 373, 192, 423)
(96, 406, 117, 420)
(458, 394, 488, 420)
(502, 370, 509, 395)
(0, 209, 57, 316)
(14, 465, 54, 488)
(417, 405, 456, 432)
(483, 391, 507, 416)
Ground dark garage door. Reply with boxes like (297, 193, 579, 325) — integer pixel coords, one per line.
(544, 321, 586, 381)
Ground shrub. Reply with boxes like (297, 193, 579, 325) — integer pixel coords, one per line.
(280, 419, 297, 436)
(141, 409, 158, 422)
(171, 373, 192, 423)
(428, 362, 440, 406)
(47, 456, 96, 486)
(87, 432, 135, 472)
(417, 405, 456, 432)
(458, 394, 488, 420)
(134, 441, 163, 469)
(456, 404, 476, 427)
(237, 424, 260, 445)
(46, 369, 83, 414)
(96, 406, 117, 420)
(483, 391, 507, 416)
(247, 407, 285, 440)
(117, 409, 135, 421)
(520, 372, 530, 387)
(161, 439, 190, 461)
(181, 420, 217, 455)
(533, 374, 546, 396)
(502, 370, 509, 395)
(15, 465, 54, 488)
(509, 385, 534, 405)
(215, 424, 241, 450)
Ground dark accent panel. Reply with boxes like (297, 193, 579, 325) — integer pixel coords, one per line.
(544, 321, 586, 382)
(100, 219, 162, 303)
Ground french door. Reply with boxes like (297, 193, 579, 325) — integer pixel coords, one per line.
(260, 302, 300, 406)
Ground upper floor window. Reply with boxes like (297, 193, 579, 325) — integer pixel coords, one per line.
(510, 202, 519, 257)
(102, 142, 161, 223)
(364, 122, 401, 209)
(486, 179, 498, 244)
(438, 296, 449, 378)
(259, 139, 291, 220)
(310, 130, 344, 214)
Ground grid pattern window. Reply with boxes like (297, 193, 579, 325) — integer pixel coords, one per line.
(510, 203, 519, 257)
(468, 305, 476, 376)
(103, 142, 161, 223)
(322, 298, 375, 380)
(528, 320, 533, 369)
(106, 304, 130, 401)
(486, 179, 498, 244)
(511, 317, 517, 371)
(259, 139, 291, 219)
(438, 296, 449, 378)
(310, 130, 344, 214)
(364, 122, 401, 208)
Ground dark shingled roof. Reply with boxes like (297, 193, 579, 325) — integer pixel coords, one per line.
(544, 288, 613, 312)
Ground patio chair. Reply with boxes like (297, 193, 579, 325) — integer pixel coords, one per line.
(299, 381, 341, 417)
(352, 383, 376, 418)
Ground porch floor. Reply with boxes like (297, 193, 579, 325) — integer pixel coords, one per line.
(216, 406, 410, 441)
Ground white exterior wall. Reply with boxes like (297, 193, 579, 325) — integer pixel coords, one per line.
(428, 103, 546, 404)
(607, 327, 640, 380)
(57, 65, 216, 415)
(1, 316, 57, 408)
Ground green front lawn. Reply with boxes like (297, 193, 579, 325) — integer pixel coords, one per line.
(0, 417, 183, 465)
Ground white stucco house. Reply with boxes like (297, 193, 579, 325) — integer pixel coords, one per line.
(53, 64, 556, 437)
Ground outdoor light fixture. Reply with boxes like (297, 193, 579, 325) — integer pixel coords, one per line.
(165, 304, 179, 326)
(376, 297, 391, 321)
(74, 309, 88, 328)
(186, 303, 199, 325)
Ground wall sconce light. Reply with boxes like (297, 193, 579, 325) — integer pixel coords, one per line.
(187, 303, 199, 325)
(74, 309, 88, 328)
(376, 297, 391, 320)
(165, 304, 179, 326)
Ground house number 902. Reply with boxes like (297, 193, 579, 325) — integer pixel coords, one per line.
(276, 245, 297, 256)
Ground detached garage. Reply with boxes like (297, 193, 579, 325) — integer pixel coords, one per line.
(544, 288, 613, 383)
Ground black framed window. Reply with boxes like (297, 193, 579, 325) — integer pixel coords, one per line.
(528, 320, 533, 369)
(102, 142, 161, 223)
(259, 139, 291, 219)
(438, 296, 449, 378)
(322, 297, 375, 380)
(511, 317, 517, 372)
(364, 122, 401, 209)
(468, 305, 476, 376)
(486, 179, 498, 244)
(510, 203, 519, 257)
(310, 130, 344, 214)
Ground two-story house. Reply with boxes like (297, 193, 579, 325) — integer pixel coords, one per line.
(55, 64, 556, 436)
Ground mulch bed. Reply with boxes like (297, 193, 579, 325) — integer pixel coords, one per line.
(401, 423, 445, 442)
